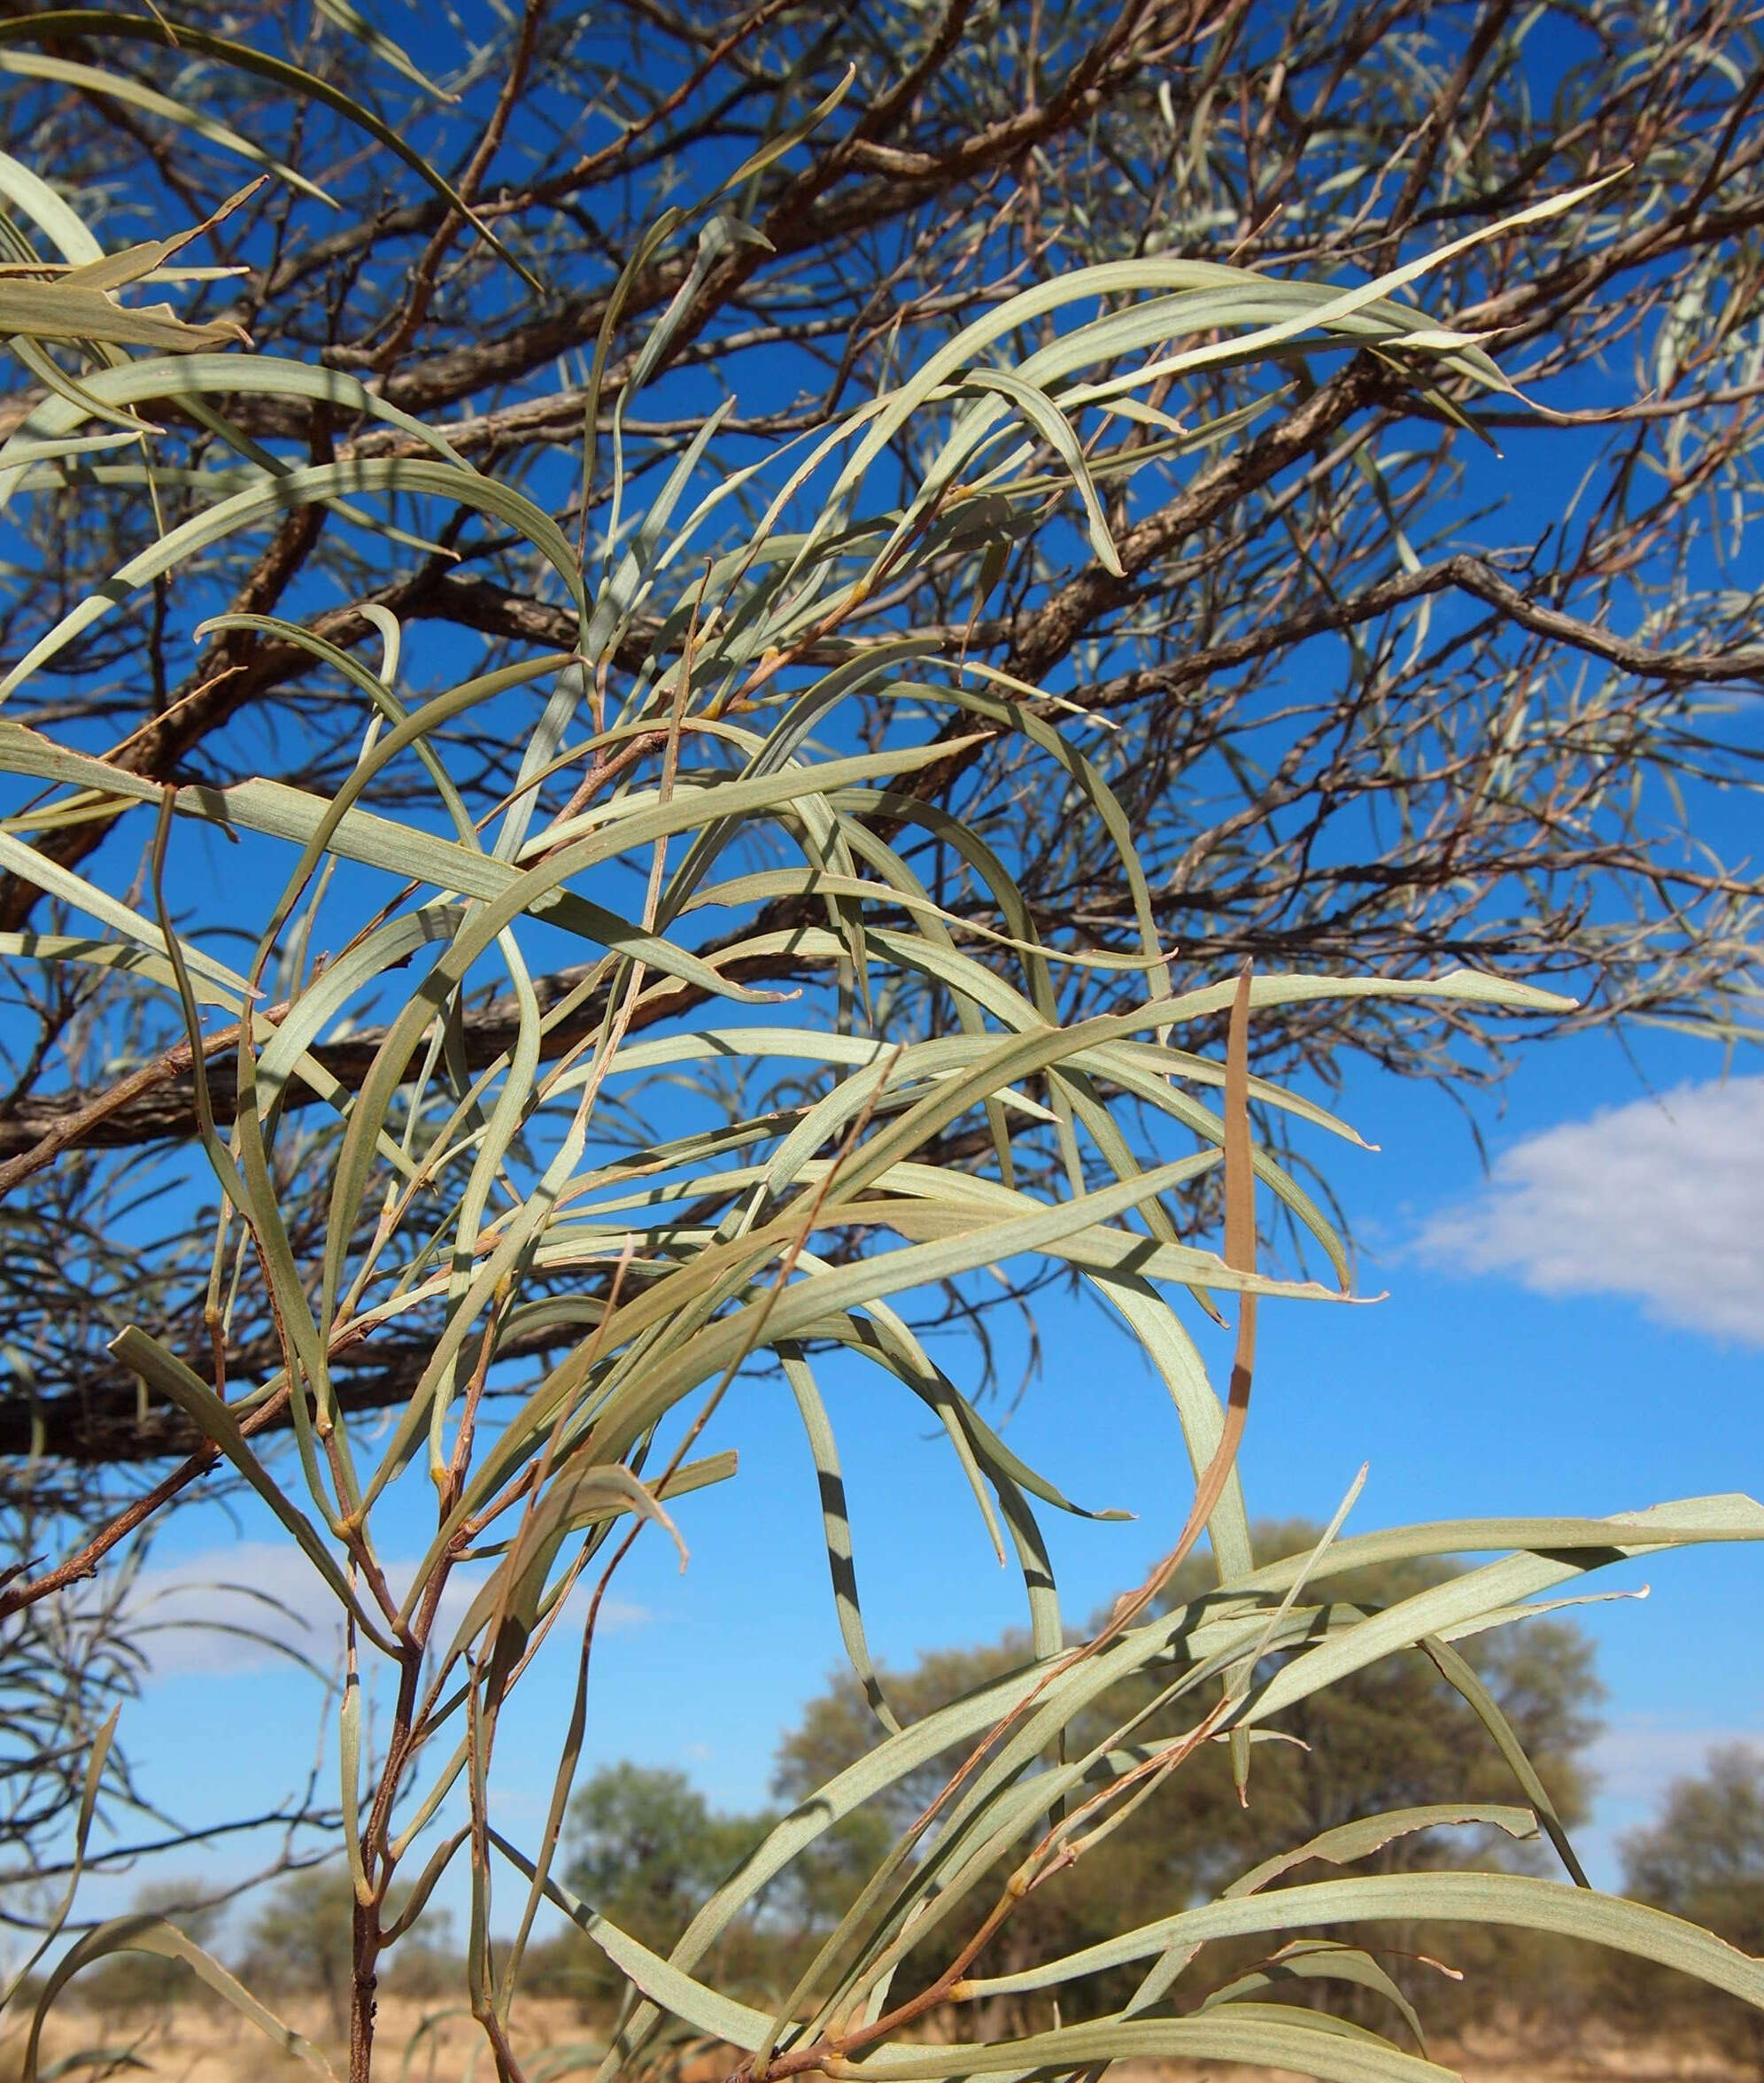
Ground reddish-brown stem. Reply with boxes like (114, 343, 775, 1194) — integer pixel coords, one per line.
(0, 1382, 291, 1623)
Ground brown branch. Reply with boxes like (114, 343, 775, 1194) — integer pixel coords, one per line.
(875, 355, 1396, 818)
(1091, 552, 1764, 709)
(0, 1380, 292, 1623)
(0, 937, 827, 1167)
(368, 0, 547, 381)
(375, 6, 1179, 422)
(0, 996, 289, 1198)
(5, 524, 1756, 1172)
(0, 455, 332, 931)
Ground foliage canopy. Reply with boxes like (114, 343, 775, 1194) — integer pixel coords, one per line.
(0, 7, 1761, 2083)
(1620, 1747, 1764, 2075)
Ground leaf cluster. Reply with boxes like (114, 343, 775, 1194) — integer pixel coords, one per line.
(0, 14, 1759, 2083)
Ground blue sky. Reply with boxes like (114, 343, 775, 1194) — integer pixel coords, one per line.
(74, 1000, 1764, 1948)
(8, 406, 1759, 1979)
(5, 1, 1761, 1967)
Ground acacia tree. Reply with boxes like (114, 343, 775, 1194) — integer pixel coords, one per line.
(554, 1560, 1601, 2033)
(1620, 1748, 1764, 2075)
(1, 0, 1761, 1475)
(763, 1530, 1607, 2027)
(556, 1767, 779, 2007)
(0, 7, 1763, 2083)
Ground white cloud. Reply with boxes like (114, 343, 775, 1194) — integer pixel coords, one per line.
(120, 1539, 647, 1679)
(1591, 1716, 1764, 1805)
(118, 1540, 328, 1676)
(1414, 1075, 1764, 1343)
(1573, 1720, 1764, 1888)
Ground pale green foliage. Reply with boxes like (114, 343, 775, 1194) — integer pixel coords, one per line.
(80, 1885, 223, 2016)
(557, 1553, 1604, 2033)
(1620, 1747, 1764, 2073)
(0, 20, 1760, 2083)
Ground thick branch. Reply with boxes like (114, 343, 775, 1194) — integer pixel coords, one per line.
(0, 940, 827, 1166)
(5, 535, 1757, 1168)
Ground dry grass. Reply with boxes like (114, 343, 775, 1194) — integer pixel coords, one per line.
(1438, 2028, 1749, 2083)
(1, 1996, 592, 2083)
(4, 2002, 1752, 2083)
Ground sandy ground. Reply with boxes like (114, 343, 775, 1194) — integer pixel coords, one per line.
(3, 1999, 1750, 2083)
(4, 1995, 588, 2083)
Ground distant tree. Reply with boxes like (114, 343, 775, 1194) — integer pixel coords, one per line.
(559, 1765, 776, 2004)
(1207, 1521, 1603, 1873)
(1620, 1746, 1764, 2075)
(778, 1523, 1602, 1862)
(236, 1867, 454, 2036)
(540, 1557, 1601, 2035)
(774, 1522, 1603, 2026)
(237, 1870, 357, 2039)
(565, 1764, 770, 1951)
